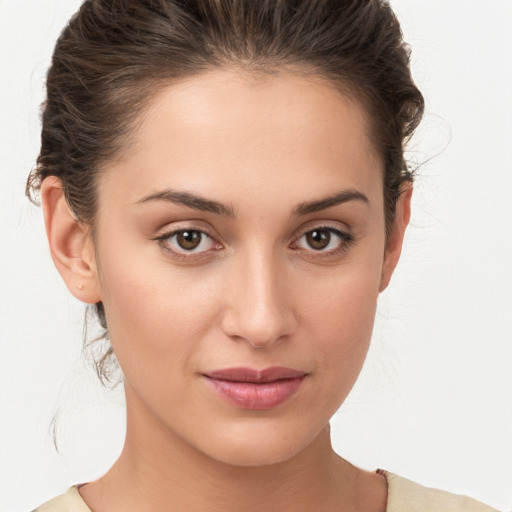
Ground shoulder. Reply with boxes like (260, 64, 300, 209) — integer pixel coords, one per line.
(32, 486, 91, 512)
(382, 471, 500, 512)
(30, 475, 501, 512)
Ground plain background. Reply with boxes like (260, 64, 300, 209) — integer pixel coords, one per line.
(1, 1, 511, 510)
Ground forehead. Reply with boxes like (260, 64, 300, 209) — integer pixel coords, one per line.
(100, 68, 383, 210)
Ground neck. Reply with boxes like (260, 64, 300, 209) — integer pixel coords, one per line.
(79, 386, 384, 512)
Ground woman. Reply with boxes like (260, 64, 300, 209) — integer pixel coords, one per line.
(5, 0, 508, 510)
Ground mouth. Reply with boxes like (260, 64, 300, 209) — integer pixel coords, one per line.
(202, 367, 308, 410)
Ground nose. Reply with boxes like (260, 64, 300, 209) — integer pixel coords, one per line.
(220, 250, 298, 349)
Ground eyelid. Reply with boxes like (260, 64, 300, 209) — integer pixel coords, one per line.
(290, 223, 355, 257)
(290, 220, 352, 242)
(151, 220, 354, 261)
(153, 217, 216, 236)
(153, 224, 223, 260)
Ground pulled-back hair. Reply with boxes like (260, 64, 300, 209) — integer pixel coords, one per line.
(27, 0, 424, 384)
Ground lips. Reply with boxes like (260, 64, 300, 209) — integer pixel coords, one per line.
(203, 367, 307, 410)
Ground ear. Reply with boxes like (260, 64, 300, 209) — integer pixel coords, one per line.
(40, 176, 102, 304)
(379, 182, 412, 292)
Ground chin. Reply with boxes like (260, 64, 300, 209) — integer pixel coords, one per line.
(217, 446, 300, 468)
(199, 420, 324, 468)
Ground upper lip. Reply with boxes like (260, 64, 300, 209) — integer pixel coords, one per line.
(204, 367, 307, 383)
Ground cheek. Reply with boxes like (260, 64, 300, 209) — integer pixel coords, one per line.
(95, 218, 384, 413)
(95, 243, 222, 386)
(312, 276, 378, 361)
(295, 250, 384, 400)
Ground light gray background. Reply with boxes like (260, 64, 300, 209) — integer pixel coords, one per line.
(1, 1, 511, 510)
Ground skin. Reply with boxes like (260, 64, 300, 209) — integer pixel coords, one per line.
(41, 68, 411, 512)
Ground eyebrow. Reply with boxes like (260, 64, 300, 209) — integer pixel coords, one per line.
(293, 189, 369, 215)
(136, 188, 368, 217)
(137, 189, 236, 217)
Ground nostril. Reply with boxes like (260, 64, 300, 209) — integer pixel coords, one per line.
(221, 305, 297, 348)
(219, 257, 298, 346)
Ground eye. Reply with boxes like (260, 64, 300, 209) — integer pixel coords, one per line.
(156, 229, 220, 256)
(293, 227, 353, 254)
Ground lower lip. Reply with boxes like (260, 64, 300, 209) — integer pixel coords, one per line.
(204, 376, 306, 410)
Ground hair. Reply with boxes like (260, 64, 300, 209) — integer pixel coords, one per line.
(27, 0, 424, 385)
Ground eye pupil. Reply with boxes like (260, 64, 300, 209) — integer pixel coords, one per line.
(306, 229, 330, 250)
(177, 230, 202, 250)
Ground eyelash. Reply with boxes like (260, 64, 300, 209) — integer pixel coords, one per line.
(154, 228, 221, 261)
(153, 225, 354, 261)
(291, 226, 355, 259)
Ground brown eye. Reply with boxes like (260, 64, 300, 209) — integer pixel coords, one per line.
(305, 229, 331, 250)
(293, 226, 353, 255)
(158, 229, 218, 256)
(176, 230, 202, 250)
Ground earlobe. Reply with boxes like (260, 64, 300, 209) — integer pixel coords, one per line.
(40, 176, 101, 304)
(379, 182, 412, 292)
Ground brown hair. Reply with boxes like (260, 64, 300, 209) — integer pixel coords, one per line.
(27, 0, 424, 384)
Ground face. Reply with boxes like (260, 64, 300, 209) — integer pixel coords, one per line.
(86, 69, 402, 466)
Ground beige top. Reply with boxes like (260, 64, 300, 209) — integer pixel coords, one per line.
(34, 471, 500, 512)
